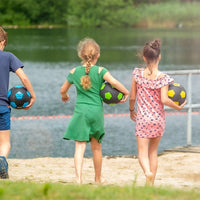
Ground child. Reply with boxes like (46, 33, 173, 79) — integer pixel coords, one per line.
(0, 26, 36, 178)
(129, 39, 186, 185)
(60, 37, 129, 184)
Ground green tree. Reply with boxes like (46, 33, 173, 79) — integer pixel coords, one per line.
(67, 0, 138, 27)
(0, 0, 30, 25)
(0, 0, 68, 26)
(21, 0, 68, 24)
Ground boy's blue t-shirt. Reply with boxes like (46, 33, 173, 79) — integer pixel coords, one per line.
(0, 50, 24, 106)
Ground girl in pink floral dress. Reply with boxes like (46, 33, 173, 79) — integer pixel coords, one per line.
(129, 39, 186, 185)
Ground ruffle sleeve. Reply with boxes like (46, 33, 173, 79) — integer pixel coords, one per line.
(132, 68, 174, 89)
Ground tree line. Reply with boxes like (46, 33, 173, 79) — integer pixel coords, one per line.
(0, 0, 199, 28)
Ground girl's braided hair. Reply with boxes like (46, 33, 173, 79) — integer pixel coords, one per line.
(77, 38, 100, 90)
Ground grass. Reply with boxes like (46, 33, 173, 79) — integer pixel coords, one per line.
(0, 181, 199, 200)
(137, 2, 200, 28)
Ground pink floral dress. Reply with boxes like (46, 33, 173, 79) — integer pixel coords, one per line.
(133, 68, 174, 138)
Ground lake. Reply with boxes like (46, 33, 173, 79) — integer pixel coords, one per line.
(5, 27, 200, 158)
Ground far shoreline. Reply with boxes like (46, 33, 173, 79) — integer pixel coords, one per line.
(3, 24, 200, 30)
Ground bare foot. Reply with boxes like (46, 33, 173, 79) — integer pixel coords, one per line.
(76, 178, 82, 184)
(145, 172, 153, 186)
(95, 177, 105, 185)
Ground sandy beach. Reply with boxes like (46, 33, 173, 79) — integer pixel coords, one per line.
(7, 147, 200, 191)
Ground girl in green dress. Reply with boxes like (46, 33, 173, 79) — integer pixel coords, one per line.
(60, 38, 129, 184)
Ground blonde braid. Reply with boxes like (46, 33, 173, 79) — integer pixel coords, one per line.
(80, 54, 92, 90)
(78, 38, 100, 90)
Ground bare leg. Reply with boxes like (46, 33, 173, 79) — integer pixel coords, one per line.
(148, 136, 161, 185)
(0, 130, 10, 178)
(0, 130, 11, 158)
(90, 138, 102, 184)
(74, 141, 86, 184)
(136, 137, 153, 185)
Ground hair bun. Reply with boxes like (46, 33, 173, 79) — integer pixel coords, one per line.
(150, 39, 161, 50)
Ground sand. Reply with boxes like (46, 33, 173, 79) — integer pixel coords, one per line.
(7, 149, 200, 191)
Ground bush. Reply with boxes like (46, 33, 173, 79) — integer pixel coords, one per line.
(137, 2, 200, 28)
(67, 0, 138, 27)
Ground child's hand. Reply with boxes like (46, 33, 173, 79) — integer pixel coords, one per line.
(130, 110, 137, 121)
(61, 94, 70, 102)
(119, 94, 129, 104)
(24, 96, 36, 110)
(178, 100, 187, 110)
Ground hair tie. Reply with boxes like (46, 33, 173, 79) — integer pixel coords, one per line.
(86, 72, 89, 75)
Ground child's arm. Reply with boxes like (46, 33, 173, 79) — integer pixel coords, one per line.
(103, 72, 129, 103)
(60, 80, 72, 102)
(161, 84, 187, 110)
(129, 77, 137, 121)
(15, 68, 36, 109)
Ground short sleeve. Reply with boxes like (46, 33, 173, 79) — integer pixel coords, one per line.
(132, 68, 141, 79)
(67, 73, 74, 84)
(99, 67, 108, 80)
(158, 74, 174, 88)
(9, 53, 24, 72)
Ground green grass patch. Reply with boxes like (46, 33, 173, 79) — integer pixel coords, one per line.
(0, 181, 199, 200)
(137, 2, 200, 28)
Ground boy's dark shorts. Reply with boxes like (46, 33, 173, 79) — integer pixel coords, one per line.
(0, 106, 11, 131)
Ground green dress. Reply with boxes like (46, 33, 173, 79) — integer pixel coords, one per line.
(63, 65, 108, 143)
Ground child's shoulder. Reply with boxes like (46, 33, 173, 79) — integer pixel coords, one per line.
(69, 66, 83, 74)
(97, 66, 108, 74)
(98, 66, 104, 73)
(157, 72, 170, 80)
(157, 72, 165, 79)
(134, 67, 144, 71)
(70, 68, 76, 74)
(133, 67, 144, 75)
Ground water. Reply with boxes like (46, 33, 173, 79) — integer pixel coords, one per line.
(5, 28, 200, 158)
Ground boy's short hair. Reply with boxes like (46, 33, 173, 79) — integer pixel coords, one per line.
(0, 26, 8, 46)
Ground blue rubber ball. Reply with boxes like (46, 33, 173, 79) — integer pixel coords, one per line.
(8, 86, 31, 109)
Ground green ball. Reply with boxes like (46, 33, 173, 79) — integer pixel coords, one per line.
(100, 82, 123, 104)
